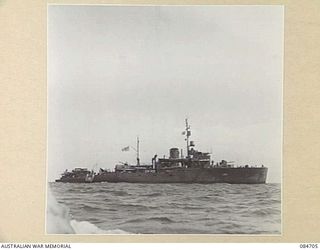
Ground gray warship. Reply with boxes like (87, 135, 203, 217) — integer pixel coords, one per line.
(57, 119, 267, 184)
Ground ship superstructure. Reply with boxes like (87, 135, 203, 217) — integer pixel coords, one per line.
(55, 168, 95, 183)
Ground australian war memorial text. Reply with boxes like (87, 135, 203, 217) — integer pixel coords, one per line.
(1, 245, 71, 249)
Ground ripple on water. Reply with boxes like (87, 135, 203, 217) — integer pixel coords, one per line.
(49, 182, 281, 234)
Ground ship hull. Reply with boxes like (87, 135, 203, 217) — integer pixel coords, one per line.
(56, 178, 86, 183)
(55, 177, 94, 183)
(93, 167, 268, 184)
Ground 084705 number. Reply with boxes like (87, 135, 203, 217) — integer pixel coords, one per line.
(300, 244, 318, 248)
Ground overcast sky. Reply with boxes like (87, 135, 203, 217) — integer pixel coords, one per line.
(48, 5, 283, 182)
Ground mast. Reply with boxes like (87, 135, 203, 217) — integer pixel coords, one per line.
(185, 118, 191, 157)
(136, 136, 140, 166)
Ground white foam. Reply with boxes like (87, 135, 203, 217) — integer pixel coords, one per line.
(46, 189, 75, 234)
(47, 187, 131, 234)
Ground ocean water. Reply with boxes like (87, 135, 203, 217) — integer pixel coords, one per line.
(48, 182, 281, 234)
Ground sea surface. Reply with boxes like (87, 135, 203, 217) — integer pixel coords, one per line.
(49, 182, 281, 234)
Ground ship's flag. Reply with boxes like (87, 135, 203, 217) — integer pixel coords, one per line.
(121, 146, 130, 152)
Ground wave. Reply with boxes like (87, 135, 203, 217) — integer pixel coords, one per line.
(47, 188, 131, 234)
(70, 220, 129, 234)
(111, 190, 129, 196)
(147, 216, 175, 223)
(140, 192, 162, 197)
(115, 203, 157, 210)
(80, 204, 103, 212)
(250, 208, 280, 217)
(122, 216, 174, 224)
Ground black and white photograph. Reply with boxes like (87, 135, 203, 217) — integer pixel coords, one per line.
(47, 5, 283, 234)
